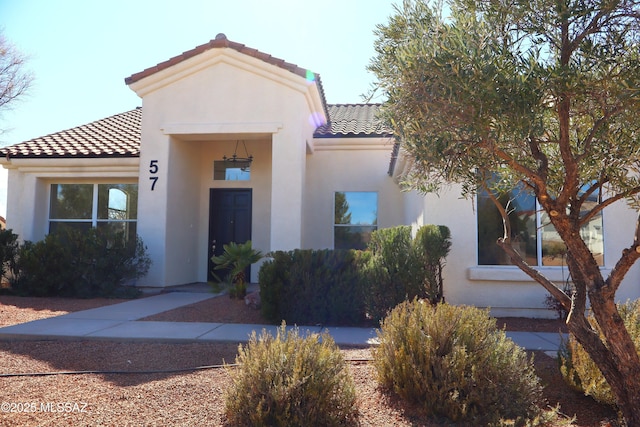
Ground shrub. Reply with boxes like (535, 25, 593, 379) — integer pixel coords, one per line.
(560, 299, 640, 406)
(258, 224, 451, 326)
(413, 224, 451, 303)
(10, 234, 76, 296)
(259, 249, 369, 325)
(364, 226, 417, 321)
(258, 251, 290, 322)
(211, 240, 263, 298)
(373, 300, 545, 425)
(224, 324, 358, 426)
(10, 226, 151, 298)
(364, 225, 451, 321)
(0, 228, 20, 285)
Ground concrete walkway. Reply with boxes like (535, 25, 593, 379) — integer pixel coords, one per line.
(0, 292, 566, 351)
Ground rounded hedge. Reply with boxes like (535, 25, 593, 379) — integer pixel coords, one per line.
(373, 300, 545, 425)
(224, 324, 358, 426)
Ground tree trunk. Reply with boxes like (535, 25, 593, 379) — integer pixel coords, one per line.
(491, 181, 640, 424)
(583, 292, 640, 426)
(566, 267, 640, 426)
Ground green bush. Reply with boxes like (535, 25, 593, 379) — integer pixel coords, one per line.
(10, 226, 151, 298)
(364, 226, 416, 321)
(10, 234, 76, 296)
(258, 225, 451, 326)
(0, 228, 20, 285)
(364, 225, 451, 321)
(259, 249, 369, 325)
(373, 300, 545, 425)
(414, 224, 452, 303)
(224, 324, 358, 426)
(211, 240, 263, 298)
(560, 299, 640, 406)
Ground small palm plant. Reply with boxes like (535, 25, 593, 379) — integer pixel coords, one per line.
(211, 240, 263, 298)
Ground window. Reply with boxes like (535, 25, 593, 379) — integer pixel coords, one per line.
(49, 184, 138, 241)
(477, 183, 603, 266)
(334, 191, 378, 250)
(213, 161, 250, 181)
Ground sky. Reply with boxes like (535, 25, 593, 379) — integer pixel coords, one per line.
(0, 0, 399, 218)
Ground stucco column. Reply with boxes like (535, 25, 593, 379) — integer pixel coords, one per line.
(4, 170, 40, 240)
(270, 128, 305, 250)
(135, 131, 170, 287)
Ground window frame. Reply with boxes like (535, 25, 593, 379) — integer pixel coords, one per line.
(476, 186, 605, 268)
(333, 191, 378, 250)
(213, 160, 251, 181)
(48, 183, 138, 234)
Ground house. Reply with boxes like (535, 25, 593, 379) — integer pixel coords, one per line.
(1, 34, 638, 317)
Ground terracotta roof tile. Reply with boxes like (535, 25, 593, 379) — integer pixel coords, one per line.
(126, 34, 314, 87)
(1, 104, 390, 159)
(313, 104, 392, 138)
(125, 34, 329, 120)
(0, 108, 141, 159)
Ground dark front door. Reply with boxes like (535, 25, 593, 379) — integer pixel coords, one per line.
(208, 189, 253, 282)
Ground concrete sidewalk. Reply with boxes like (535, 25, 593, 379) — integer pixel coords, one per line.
(0, 292, 566, 350)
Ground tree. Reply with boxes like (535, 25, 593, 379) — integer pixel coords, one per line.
(369, 0, 640, 423)
(0, 32, 32, 131)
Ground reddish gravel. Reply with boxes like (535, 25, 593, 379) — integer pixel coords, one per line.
(0, 293, 618, 426)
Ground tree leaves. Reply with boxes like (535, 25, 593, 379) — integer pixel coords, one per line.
(370, 0, 640, 209)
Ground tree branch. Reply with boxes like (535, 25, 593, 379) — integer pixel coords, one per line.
(497, 239, 572, 311)
(482, 175, 572, 312)
(579, 185, 640, 227)
(576, 105, 628, 163)
(606, 211, 640, 295)
(528, 134, 549, 180)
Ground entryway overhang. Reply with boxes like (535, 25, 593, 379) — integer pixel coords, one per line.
(160, 122, 283, 141)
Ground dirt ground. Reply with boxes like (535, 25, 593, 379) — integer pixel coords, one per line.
(0, 293, 619, 426)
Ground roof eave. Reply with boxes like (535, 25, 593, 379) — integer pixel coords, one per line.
(313, 132, 393, 139)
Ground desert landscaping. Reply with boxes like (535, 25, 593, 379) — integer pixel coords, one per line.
(0, 293, 620, 426)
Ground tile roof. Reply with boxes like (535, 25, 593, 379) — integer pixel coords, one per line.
(125, 33, 328, 114)
(313, 104, 391, 138)
(0, 104, 392, 159)
(0, 108, 141, 159)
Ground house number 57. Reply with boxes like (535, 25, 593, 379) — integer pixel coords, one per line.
(149, 160, 159, 191)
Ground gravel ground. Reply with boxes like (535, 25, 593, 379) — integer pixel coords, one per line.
(0, 295, 128, 327)
(0, 294, 618, 426)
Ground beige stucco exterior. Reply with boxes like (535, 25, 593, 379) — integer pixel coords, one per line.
(2, 40, 639, 317)
(398, 180, 640, 317)
(3, 158, 140, 242)
(126, 47, 326, 286)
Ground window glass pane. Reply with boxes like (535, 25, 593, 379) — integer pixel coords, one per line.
(97, 221, 137, 243)
(334, 192, 378, 225)
(334, 192, 378, 250)
(49, 221, 92, 234)
(334, 225, 377, 250)
(581, 213, 604, 266)
(477, 183, 537, 265)
(581, 186, 605, 266)
(97, 184, 138, 220)
(49, 184, 93, 219)
(541, 192, 604, 266)
(214, 161, 250, 181)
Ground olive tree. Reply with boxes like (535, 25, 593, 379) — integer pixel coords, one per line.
(369, 0, 640, 423)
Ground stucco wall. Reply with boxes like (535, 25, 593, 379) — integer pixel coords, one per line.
(303, 138, 402, 249)
(195, 138, 273, 283)
(132, 48, 323, 286)
(3, 159, 139, 243)
(402, 184, 640, 317)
